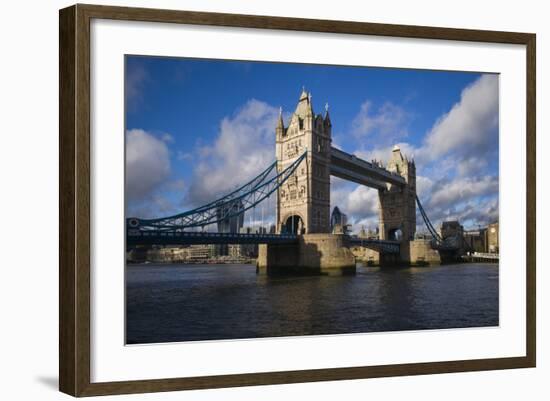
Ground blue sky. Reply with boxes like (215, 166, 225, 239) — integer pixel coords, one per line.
(125, 55, 499, 232)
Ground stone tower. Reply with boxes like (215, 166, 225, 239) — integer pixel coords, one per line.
(378, 145, 416, 260)
(276, 89, 332, 234)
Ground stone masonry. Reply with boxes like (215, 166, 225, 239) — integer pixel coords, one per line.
(378, 145, 417, 261)
(276, 89, 332, 234)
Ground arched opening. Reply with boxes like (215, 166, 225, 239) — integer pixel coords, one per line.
(283, 215, 305, 235)
(388, 228, 403, 241)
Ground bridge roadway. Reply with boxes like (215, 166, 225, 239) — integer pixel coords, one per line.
(127, 230, 401, 254)
(127, 230, 298, 246)
(347, 236, 401, 254)
(330, 147, 406, 189)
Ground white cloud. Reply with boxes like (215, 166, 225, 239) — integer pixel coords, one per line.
(346, 75, 500, 230)
(126, 129, 171, 201)
(177, 150, 193, 161)
(425, 197, 499, 229)
(416, 175, 434, 198)
(456, 156, 489, 177)
(356, 142, 421, 167)
(125, 64, 149, 112)
(330, 178, 379, 229)
(186, 99, 278, 205)
(346, 185, 379, 217)
(353, 75, 498, 166)
(166, 179, 185, 192)
(161, 133, 174, 143)
(351, 101, 411, 144)
(428, 175, 498, 209)
(424, 74, 499, 160)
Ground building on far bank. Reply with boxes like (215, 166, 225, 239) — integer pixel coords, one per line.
(439, 220, 464, 239)
(215, 199, 245, 256)
(357, 225, 379, 239)
(439, 220, 464, 250)
(187, 244, 217, 261)
(330, 206, 350, 234)
(350, 225, 380, 264)
(350, 246, 380, 265)
(487, 222, 499, 253)
(230, 225, 270, 258)
(415, 231, 433, 240)
(463, 228, 487, 253)
(216, 199, 244, 233)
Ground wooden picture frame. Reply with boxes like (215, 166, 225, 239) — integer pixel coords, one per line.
(59, 3, 536, 397)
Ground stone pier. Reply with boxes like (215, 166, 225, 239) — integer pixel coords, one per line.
(409, 239, 441, 265)
(257, 234, 356, 276)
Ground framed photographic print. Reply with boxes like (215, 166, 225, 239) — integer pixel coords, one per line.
(59, 4, 536, 397)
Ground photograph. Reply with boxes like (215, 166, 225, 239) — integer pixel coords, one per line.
(124, 56, 500, 345)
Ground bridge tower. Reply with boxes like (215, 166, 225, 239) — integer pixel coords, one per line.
(275, 89, 332, 234)
(378, 145, 416, 260)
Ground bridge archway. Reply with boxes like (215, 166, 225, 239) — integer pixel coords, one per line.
(283, 214, 305, 235)
(387, 228, 403, 241)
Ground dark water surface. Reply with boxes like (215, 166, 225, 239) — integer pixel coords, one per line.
(126, 263, 498, 344)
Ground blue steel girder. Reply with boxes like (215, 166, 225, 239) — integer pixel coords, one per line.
(127, 231, 298, 246)
(127, 151, 307, 232)
(348, 237, 401, 254)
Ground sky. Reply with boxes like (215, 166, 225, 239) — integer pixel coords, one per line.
(125, 55, 499, 232)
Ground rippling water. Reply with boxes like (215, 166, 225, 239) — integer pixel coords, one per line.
(126, 263, 498, 344)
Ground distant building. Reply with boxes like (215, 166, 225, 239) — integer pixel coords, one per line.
(463, 228, 487, 253)
(215, 199, 244, 256)
(228, 244, 244, 259)
(439, 220, 465, 250)
(240, 225, 267, 234)
(439, 220, 464, 239)
(358, 225, 378, 239)
(439, 221, 498, 254)
(331, 206, 350, 234)
(216, 199, 244, 233)
(487, 222, 499, 253)
(415, 231, 433, 240)
(187, 244, 216, 261)
(233, 225, 271, 258)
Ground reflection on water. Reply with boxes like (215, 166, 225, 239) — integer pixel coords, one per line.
(126, 263, 498, 344)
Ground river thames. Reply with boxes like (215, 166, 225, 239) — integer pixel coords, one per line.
(126, 262, 498, 344)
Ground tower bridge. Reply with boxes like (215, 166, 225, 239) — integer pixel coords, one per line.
(127, 89, 459, 274)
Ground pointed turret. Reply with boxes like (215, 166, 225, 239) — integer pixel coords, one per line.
(277, 106, 284, 128)
(299, 86, 308, 101)
(391, 144, 405, 162)
(276, 106, 285, 138)
(295, 87, 313, 119)
(324, 102, 332, 127)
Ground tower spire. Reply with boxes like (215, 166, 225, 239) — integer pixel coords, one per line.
(295, 87, 313, 118)
(300, 86, 308, 100)
(324, 102, 331, 126)
(277, 106, 284, 128)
